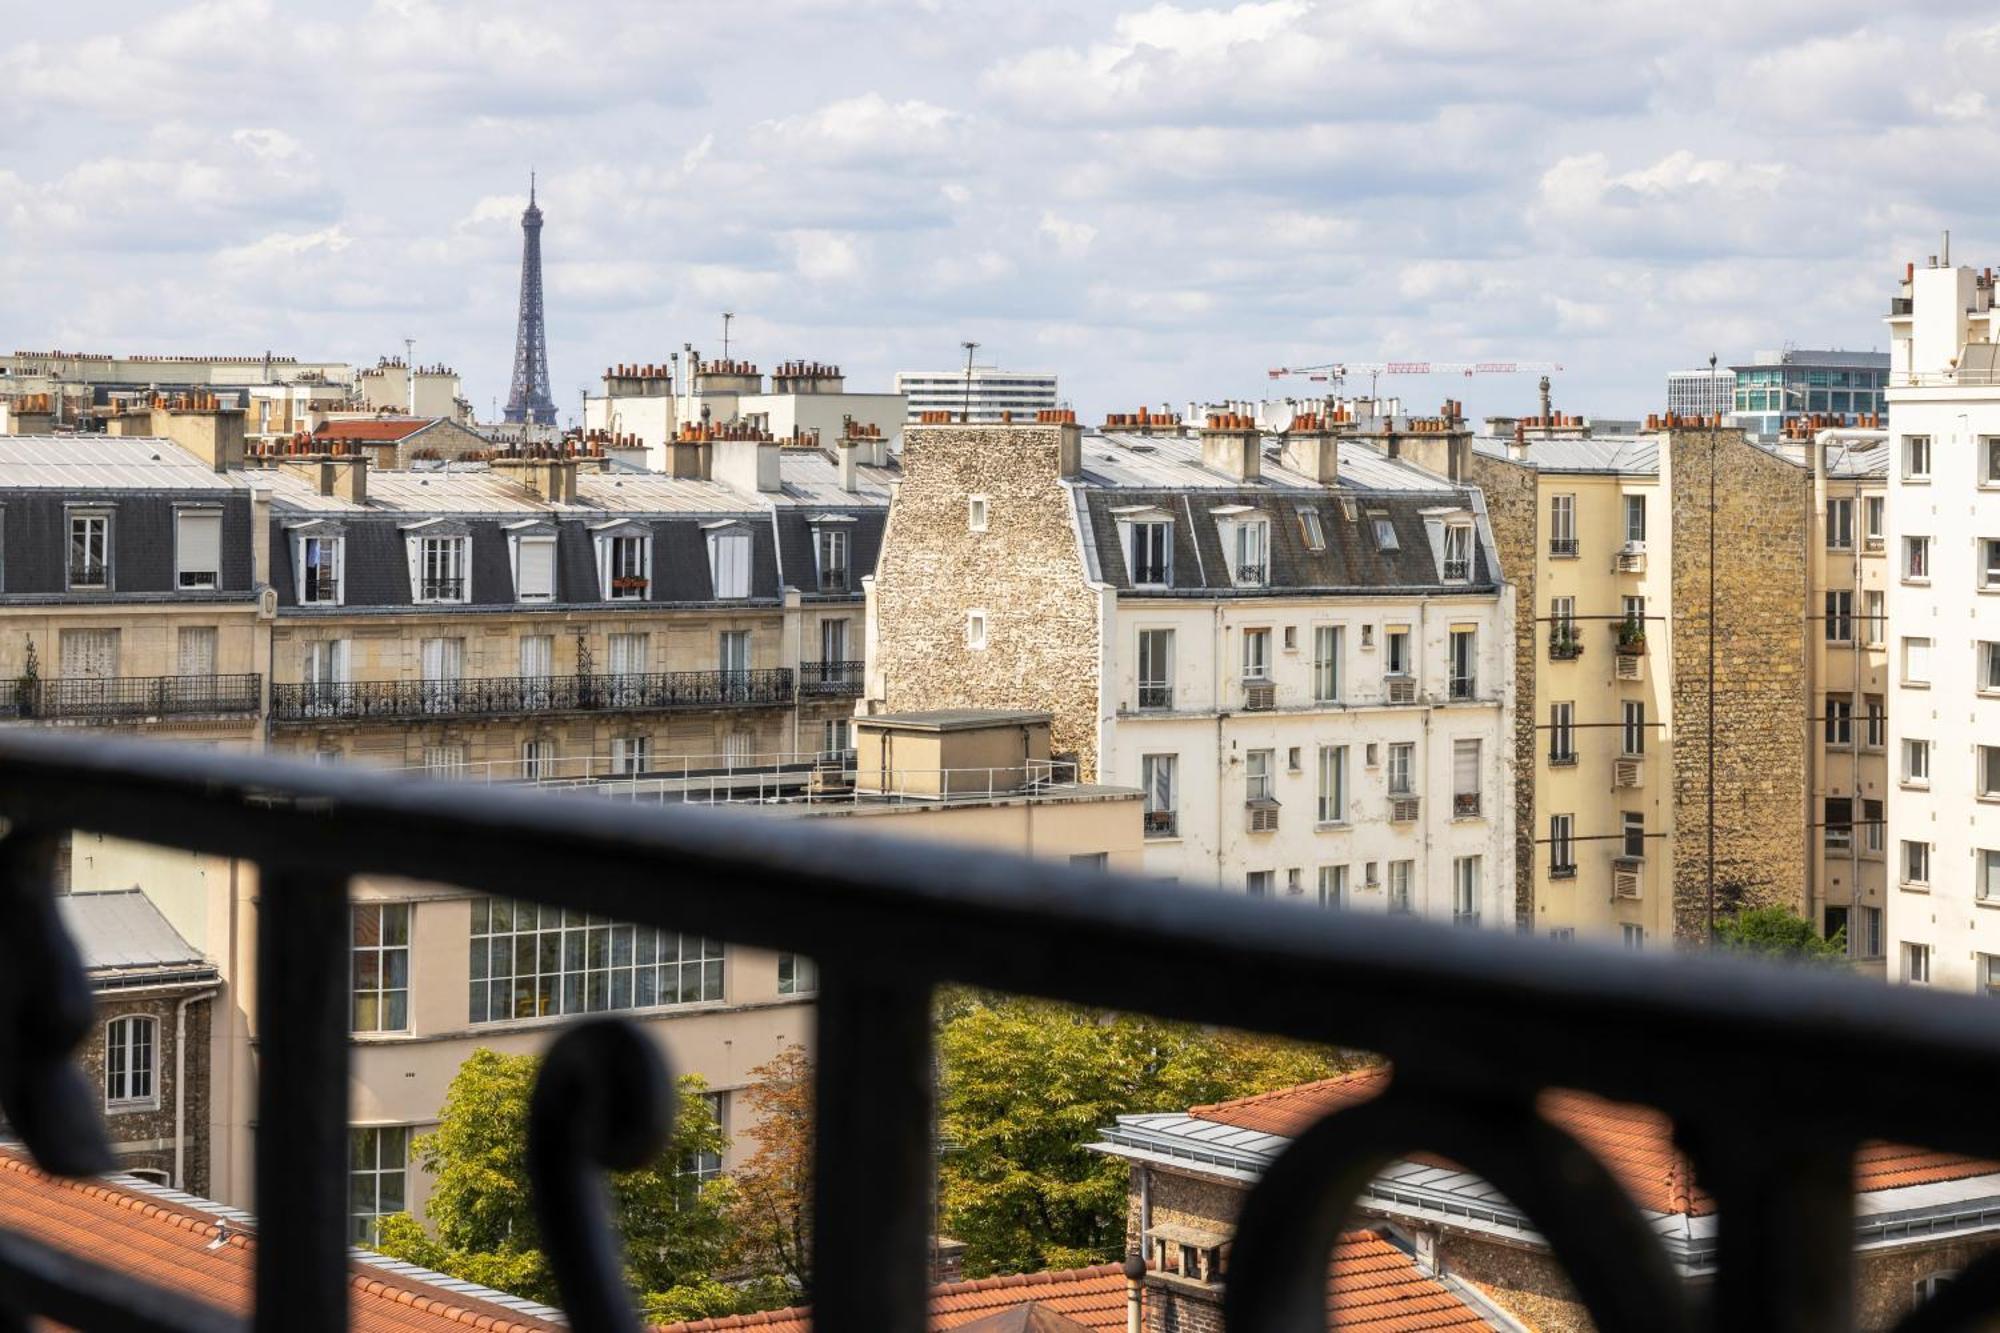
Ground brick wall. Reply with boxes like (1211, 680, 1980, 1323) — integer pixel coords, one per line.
(1669, 430, 1810, 940)
(871, 423, 1103, 776)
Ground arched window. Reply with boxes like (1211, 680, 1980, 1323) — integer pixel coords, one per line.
(105, 1015, 157, 1110)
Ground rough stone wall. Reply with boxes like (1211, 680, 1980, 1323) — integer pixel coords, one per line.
(871, 423, 1103, 776)
(1669, 430, 1810, 940)
(78, 992, 212, 1195)
(1463, 451, 1542, 928)
(1857, 1237, 2000, 1330)
(1440, 1233, 1591, 1331)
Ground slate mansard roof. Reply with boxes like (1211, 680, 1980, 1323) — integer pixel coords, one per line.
(1074, 431, 1501, 596)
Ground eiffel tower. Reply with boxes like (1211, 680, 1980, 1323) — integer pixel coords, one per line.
(503, 174, 556, 425)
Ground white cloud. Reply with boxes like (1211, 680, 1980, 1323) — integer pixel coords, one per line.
(1038, 212, 1098, 259)
(754, 93, 965, 165)
(789, 231, 864, 283)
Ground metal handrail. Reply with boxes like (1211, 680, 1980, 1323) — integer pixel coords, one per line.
(799, 660, 865, 697)
(269, 669, 794, 723)
(9, 734, 2000, 1330)
(0, 673, 262, 721)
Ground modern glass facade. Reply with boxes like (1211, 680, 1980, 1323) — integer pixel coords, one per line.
(1730, 351, 1889, 437)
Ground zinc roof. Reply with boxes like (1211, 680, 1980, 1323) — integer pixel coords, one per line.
(1082, 432, 1461, 494)
(0, 435, 244, 490)
(57, 889, 209, 977)
(1468, 434, 1661, 476)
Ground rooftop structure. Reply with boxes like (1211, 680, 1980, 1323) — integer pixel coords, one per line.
(503, 178, 556, 426)
(1731, 347, 1890, 438)
(895, 367, 1058, 424)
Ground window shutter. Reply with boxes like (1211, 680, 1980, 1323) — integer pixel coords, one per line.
(594, 535, 611, 599)
(519, 538, 556, 601)
(404, 537, 422, 600)
(178, 510, 222, 578)
(1453, 739, 1479, 794)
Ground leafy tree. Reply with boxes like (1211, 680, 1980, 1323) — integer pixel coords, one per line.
(373, 1046, 748, 1316)
(1712, 906, 1847, 962)
(936, 995, 1356, 1276)
(725, 1044, 814, 1296)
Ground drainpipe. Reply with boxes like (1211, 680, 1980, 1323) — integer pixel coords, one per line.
(175, 986, 219, 1190)
(1125, 1251, 1146, 1333)
(1214, 602, 1226, 886)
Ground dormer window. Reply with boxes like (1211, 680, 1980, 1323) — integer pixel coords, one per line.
(175, 506, 222, 590)
(815, 523, 851, 593)
(706, 525, 752, 600)
(1371, 514, 1399, 551)
(298, 532, 344, 605)
(1128, 521, 1171, 586)
(506, 522, 557, 603)
(1442, 522, 1473, 582)
(68, 510, 110, 590)
(417, 537, 467, 602)
(1297, 507, 1326, 552)
(1213, 511, 1268, 587)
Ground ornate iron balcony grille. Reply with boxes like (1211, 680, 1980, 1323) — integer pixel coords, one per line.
(269, 670, 794, 724)
(1136, 683, 1173, 710)
(1550, 537, 1580, 557)
(799, 661, 864, 698)
(419, 576, 465, 601)
(66, 562, 108, 589)
(0, 674, 262, 722)
(10, 733, 2000, 1330)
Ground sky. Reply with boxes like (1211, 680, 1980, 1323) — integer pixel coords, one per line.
(3, 0, 1997, 426)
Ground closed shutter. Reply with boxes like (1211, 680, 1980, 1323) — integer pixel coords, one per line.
(518, 538, 556, 601)
(1453, 738, 1479, 795)
(177, 510, 222, 587)
(59, 629, 119, 679)
(708, 531, 749, 598)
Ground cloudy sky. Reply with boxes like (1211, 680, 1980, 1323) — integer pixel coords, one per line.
(3, 0, 1996, 424)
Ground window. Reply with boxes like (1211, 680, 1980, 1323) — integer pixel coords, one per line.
(522, 738, 555, 780)
(1387, 860, 1413, 914)
(1863, 590, 1885, 645)
(966, 610, 988, 650)
(469, 896, 724, 1022)
(707, 528, 751, 599)
(1865, 495, 1885, 543)
(68, 512, 109, 589)
(1903, 739, 1930, 785)
(1824, 796, 1852, 850)
(514, 533, 556, 602)
(807, 524, 849, 594)
(1916, 1272, 1959, 1307)
(1550, 814, 1575, 876)
(59, 627, 119, 680)
(1904, 840, 1931, 886)
(416, 535, 468, 602)
(1316, 865, 1347, 908)
(175, 508, 222, 589)
(1550, 702, 1576, 762)
(1142, 754, 1178, 838)
(1903, 536, 1930, 582)
(1825, 694, 1853, 745)
(1372, 516, 1399, 550)
(1905, 942, 1932, 985)
(1864, 694, 1886, 749)
(1242, 628, 1271, 680)
(1624, 494, 1647, 547)
(1297, 507, 1326, 552)
(1982, 849, 2000, 904)
(1985, 540, 2000, 590)
(1312, 625, 1343, 702)
(611, 735, 650, 776)
(1622, 811, 1645, 859)
(1126, 520, 1172, 586)
(1983, 642, 2000, 692)
(1982, 746, 2000, 798)
(1137, 629, 1173, 709)
(1623, 924, 1645, 951)
(1448, 628, 1476, 699)
(519, 633, 554, 683)
(821, 717, 851, 758)
(1826, 498, 1853, 550)
(104, 1015, 156, 1109)
(1239, 870, 1273, 898)
(1864, 797, 1885, 853)
(301, 533, 343, 604)
(1228, 519, 1269, 586)
(778, 954, 818, 995)
(1387, 742, 1414, 796)
(1245, 749, 1275, 803)
(349, 1127, 409, 1244)
(1452, 857, 1481, 926)
(1853, 905, 1882, 959)
(421, 744, 467, 777)
(677, 1092, 729, 1193)
(606, 533, 651, 600)
(1452, 738, 1481, 817)
(177, 626, 217, 678)
(1904, 435, 1931, 480)
(1316, 745, 1347, 824)
(1441, 523, 1473, 582)
(1549, 494, 1577, 555)
(1549, 928, 1577, 943)
(1621, 700, 1645, 756)
(1824, 591, 1852, 643)
(1903, 637, 1931, 686)
(350, 904, 411, 1033)
(1385, 627, 1411, 677)
(968, 496, 988, 531)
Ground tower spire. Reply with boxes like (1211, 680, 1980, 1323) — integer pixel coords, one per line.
(504, 177, 555, 426)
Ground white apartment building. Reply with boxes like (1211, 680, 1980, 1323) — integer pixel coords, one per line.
(893, 367, 1058, 424)
(1885, 260, 2000, 992)
(585, 356, 903, 468)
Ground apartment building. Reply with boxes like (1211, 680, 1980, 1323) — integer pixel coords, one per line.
(1731, 348, 1891, 439)
(868, 410, 1516, 924)
(585, 355, 905, 470)
(893, 366, 1058, 424)
(1883, 260, 2000, 993)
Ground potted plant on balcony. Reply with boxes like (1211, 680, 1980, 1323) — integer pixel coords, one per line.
(1548, 623, 1582, 660)
(13, 639, 38, 719)
(1615, 613, 1646, 656)
(611, 575, 649, 594)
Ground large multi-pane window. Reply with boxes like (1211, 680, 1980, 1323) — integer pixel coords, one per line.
(69, 513, 109, 589)
(1313, 625, 1343, 702)
(1452, 857, 1481, 926)
(1137, 629, 1174, 709)
(104, 1015, 156, 1109)
(417, 536, 468, 602)
(1142, 754, 1178, 838)
(1127, 521, 1171, 586)
(349, 1127, 409, 1245)
(351, 903, 411, 1033)
(1386, 742, 1414, 796)
(1315, 745, 1347, 824)
(778, 954, 818, 995)
(469, 897, 725, 1022)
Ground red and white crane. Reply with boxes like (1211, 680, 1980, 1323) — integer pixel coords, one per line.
(1268, 359, 1564, 399)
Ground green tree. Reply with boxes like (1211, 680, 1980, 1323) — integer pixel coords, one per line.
(936, 995, 1356, 1276)
(725, 1044, 814, 1296)
(373, 1046, 748, 1316)
(1712, 906, 1847, 962)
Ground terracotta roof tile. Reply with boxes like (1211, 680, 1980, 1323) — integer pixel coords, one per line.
(313, 418, 442, 443)
(0, 1150, 559, 1332)
(1189, 1069, 1999, 1217)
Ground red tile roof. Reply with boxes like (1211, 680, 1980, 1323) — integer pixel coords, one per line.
(0, 1150, 559, 1332)
(313, 418, 440, 443)
(1190, 1067, 1999, 1217)
(657, 1231, 1493, 1332)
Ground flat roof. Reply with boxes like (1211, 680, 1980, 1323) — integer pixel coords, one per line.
(859, 709, 1052, 732)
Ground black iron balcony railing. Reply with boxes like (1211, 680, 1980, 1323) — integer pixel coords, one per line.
(418, 575, 464, 601)
(1136, 683, 1173, 710)
(269, 669, 793, 725)
(818, 569, 852, 594)
(1143, 809, 1177, 838)
(1550, 536, 1580, 557)
(800, 661, 864, 698)
(0, 673, 261, 722)
(66, 562, 108, 589)
(301, 571, 339, 604)
(16, 734, 2000, 1330)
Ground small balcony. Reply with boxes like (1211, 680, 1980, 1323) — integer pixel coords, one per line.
(1550, 537, 1579, 558)
(418, 576, 465, 601)
(269, 669, 795, 725)
(1137, 683, 1174, 711)
(1, 674, 263, 723)
(1548, 628, 1584, 661)
(1447, 675, 1477, 702)
(1233, 563, 1267, 587)
(67, 563, 110, 590)
(1453, 791, 1481, 818)
(800, 661, 865, 698)
(1144, 809, 1178, 839)
(817, 569, 852, 594)
(1242, 679, 1276, 712)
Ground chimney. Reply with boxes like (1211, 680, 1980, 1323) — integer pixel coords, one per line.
(152, 395, 247, 471)
(1124, 1254, 1145, 1333)
(492, 455, 575, 503)
(1538, 376, 1553, 440)
(1200, 411, 1260, 481)
(714, 432, 782, 495)
(278, 453, 369, 504)
(1279, 412, 1339, 484)
(250, 484, 272, 590)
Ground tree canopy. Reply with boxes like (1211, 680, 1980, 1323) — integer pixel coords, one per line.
(1712, 906, 1847, 962)
(725, 1044, 814, 1297)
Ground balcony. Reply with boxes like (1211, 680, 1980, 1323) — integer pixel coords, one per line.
(1137, 683, 1174, 711)
(66, 562, 109, 590)
(800, 661, 865, 698)
(1242, 680, 1276, 712)
(1453, 791, 1481, 818)
(418, 576, 465, 601)
(4, 730, 2000, 1330)
(0, 673, 261, 723)
(1144, 809, 1178, 838)
(269, 669, 794, 725)
(1448, 675, 1476, 702)
(1550, 537, 1580, 558)
(1233, 563, 1267, 587)
(1549, 629, 1584, 661)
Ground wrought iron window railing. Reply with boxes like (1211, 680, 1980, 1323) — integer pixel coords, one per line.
(10, 733, 2000, 1330)
(269, 669, 794, 724)
(799, 661, 864, 698)
(66, 562, 109, 589)
(418, 576, 465, 601)
(0, 673, 262, 722)
(1136, 683, 1173, 710)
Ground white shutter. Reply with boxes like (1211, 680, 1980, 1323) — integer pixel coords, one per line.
(517, 538, 556, 602)
(594, 535, 612, 600)
(708, 530, 750, 599)
(177, 510, 222, 585)
(404, 537, 422, 600)
(1453, 738, 1479, 794)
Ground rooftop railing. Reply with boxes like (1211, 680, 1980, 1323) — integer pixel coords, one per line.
(8, 733, 2000, 1330)
(269, 669, 794, 724)
(0, 673, 262, 723)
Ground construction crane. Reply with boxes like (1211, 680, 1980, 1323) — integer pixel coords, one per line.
(1268, 359, 1564, 399)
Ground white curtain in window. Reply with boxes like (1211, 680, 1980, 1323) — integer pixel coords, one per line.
(58, 628, 119, 679)
(519, 634, 553, 678)
(1453, 738, 1480, 795)
(608, 633, 649, 677)
(708, 530, 751, 599)
(177, 627, 217, 676)
(421, 637, 464, 683)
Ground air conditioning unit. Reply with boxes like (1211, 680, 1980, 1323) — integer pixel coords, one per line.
(1389, 796, 1420, 823)
(1247, 803, 1280, 834)
(1387, 677, 1416, 705)
(1614, 757, 1642, 788)
(1616, 546, 1647, 573)
(1615, 654, 1643, 682)
(1612, 858, 1643, 899)
(1244, 680, 1277, 712)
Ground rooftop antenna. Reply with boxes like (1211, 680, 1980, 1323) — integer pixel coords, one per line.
(1943, 230, 1951, 267)
(403, 337, 416, 413)
(722, 312, 734, 361)
(960, 341, 979, 423)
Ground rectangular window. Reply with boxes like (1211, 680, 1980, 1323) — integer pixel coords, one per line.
(1854, 905, 1882, 959)
(1387, 742, 1414, 796)
(1387, 860, 1413, 914)
(104, 1015, 155, 1109)
(1312, 625, 1343, 702)
(1981, 746, 2000, 799)
(1983, 642, 2000, 693)
(1245, 749, 1275, 803)
(1987, 437, 2000, 485)
(1242, 628, 1271, 680)
(1551, 596, 1576, 639)
(1984, 539, 2000, 590)
(175, 508, 222, 589)
(608, 534, 650, 599)
(717, 630, 749, 676)
(1230, 520, 1269, 586)
(348, 1127, 409, 1245)
(1622, 700, 1645, 756)
(707, 529, 751, 599)
(1863, 590, 1885, 645)
(1904, 536, 1930, 581)
(522, 739, 555, 780)
(821, 717, 851, 759)
(1126, 520, 1172, 586)
(1824, 796, 1852, 850)
(1905, 942, 1932, 985)
(1142, 754, 1178, 838)
(1622, 811, 1645, 859)
(421, 743, 467, 777)
(59, 627, 119, 680)
(1549, 494, 1577, 555)
(1983, 850, 2000, 904)
(1297, 507, 1326, 552)
(1904, 840, 1931, 886)
(611, 735, 649, 776)
(1385, 627, 1411, 677)
(468, 896, 724, 1022)
(1550, 814, 1575, 875)
(351, 903, 411, 1033)
(418, 536, 467, 602)
(301, 535, 342, 604)
(419, 639, 463, 718)
(1452, 856, 1481, 926)
(1824, 591, 1852, 643)
(519, 634, 554, 681)
(1452, 738, 1481, 817)
(968, 496, 988, 531)
(966, 610, 988, 650)
(1245, 870, 1273, 897)
(515, 535, 556, 602)
(68, 512, 109, 589)
(1137, 628, 1173, 709)
(1826, 498, 1853, 550)
(1825, 694, 1853, 745)
(1864, 695, 1885, 748)
(1905, 435, 1931, 480)
(1548, 701, 1577, 762)
(1904, 738, 1930, 784)
(1441, 523, 1473, 581)
(815, 526, 851, 593)
(1864, 797, 1885, 854)
(176, 626, 217, 678)
(1904, 637, 1931, 685)
(1623, 924, 1645, 951)
(1316, 745, 1347, 824)
(1865, 495, 1885, 542)
(1448, 628, 1477, 699)
(1624, 494, 1647, 547)
(1372, 515, 1399, 550)
(1316, 864, 1347, 908)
